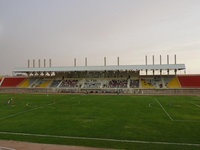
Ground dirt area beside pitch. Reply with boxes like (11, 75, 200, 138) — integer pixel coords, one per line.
(0, 140, 113, 150)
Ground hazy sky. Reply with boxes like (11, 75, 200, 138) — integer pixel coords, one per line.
(0, 0, 200, 75)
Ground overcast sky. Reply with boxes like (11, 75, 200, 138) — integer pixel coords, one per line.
(0, 0, 200, 75)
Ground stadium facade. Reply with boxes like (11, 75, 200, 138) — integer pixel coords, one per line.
(0, 56, 200, 94)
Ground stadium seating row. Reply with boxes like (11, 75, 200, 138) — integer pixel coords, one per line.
(178, 76, 200, 88)
(0, 77, 2, 86)
(1, 78, 26, 87)
(0, 75, 200, 88)
(141, 76, 180, 88)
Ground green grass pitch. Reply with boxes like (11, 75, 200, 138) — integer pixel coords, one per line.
(0, 93, 200, 150)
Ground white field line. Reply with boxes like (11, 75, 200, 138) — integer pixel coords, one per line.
(0, 131, 200, 147)
(173, 120, 200, 122)
(191, 102, 200, 108)
(154, 101, 200, 122)
(0, 146, 16, 150)
(155, 99, 173, 121)
(0, 103, 54, 121)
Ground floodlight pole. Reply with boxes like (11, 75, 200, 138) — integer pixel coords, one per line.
(28, 59, 30, 68)
(33, 59, 35, 68)
(152, 55, 155, 75)
(174, 54, 177, 75)
(117, 57, 119, 66)
(74, 58, 76, 67)
(37, 59, 40, 76)
(167, 55, 169, 75)
(44, 59, 46, 68)
(85, 57, 87, 67)
(49, 59, 52, 68)
(49, 59, 52, 76)
(38, 59, 41, 68)
(160, 55, 162, 75)
(145, 55, 148, 75)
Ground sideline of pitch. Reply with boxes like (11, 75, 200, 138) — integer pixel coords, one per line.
(0, 140, 111, 150)
(0, 131, 200, 147)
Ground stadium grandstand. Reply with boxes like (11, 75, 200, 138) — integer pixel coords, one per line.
(0, 55, 200, 94)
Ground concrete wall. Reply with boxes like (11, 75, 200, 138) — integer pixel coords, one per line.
(1, 87, 200, 95)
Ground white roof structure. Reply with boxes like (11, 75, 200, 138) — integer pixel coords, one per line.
(13, 64, 185, 73)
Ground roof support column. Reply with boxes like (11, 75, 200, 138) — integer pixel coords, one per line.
(27, 72, 30, 77)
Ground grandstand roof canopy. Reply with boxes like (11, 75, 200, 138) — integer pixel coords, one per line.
(13, 64, 185, 73)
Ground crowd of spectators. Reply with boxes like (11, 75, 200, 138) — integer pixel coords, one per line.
(83, 80, 101, 88)
(50, 80, 61, 88)
(130, 80, 139, 88)
(60, 80, 78, 88)
(107, 80, 128, 88)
